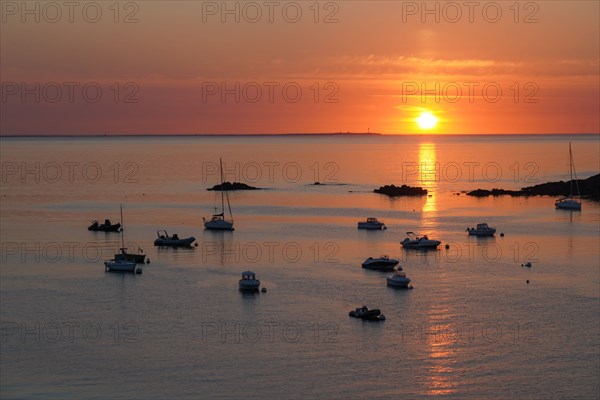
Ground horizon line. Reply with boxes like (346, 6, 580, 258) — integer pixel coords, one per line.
(1, 132, 599, 138)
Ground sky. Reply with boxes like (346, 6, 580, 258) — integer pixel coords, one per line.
(1, 1, 599, 135)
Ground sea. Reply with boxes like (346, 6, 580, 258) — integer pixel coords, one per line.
(1, 134, 599, 399)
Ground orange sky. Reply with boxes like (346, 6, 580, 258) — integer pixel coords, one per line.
(1, 1, 598, 134)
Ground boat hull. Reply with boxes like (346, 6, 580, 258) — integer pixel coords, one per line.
(467, 230, 496, 236)
(104, 260, 137, 272)
(239, 281, 260, 291)
(204, 220, 234, 230)
(555, 199, 581, 210)
(154, 237, 196, 246)
(386, 278, 411, 288)
(349, 308, 385, 321)
(88, 223, 121, 232)
(357, 222, 386, 230)
(362, 262, 398, 271)
(401, 240, 440, 249)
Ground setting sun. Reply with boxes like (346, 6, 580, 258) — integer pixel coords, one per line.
(417, 112, 438, 130)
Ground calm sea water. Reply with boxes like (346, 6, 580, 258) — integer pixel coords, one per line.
(1, 134, 599, 399)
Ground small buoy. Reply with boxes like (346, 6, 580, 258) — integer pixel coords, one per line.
(261, 287, 267, 293)
(146, 258, 150, 264)
(526, 280, 529, 284)
(194, 242, 199, 247)
(521, 263, 524, 267)
(500, 233, 504, 237)
(445, 244, 450, 249)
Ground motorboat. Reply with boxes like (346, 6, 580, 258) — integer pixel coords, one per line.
(154, 230, 196, 246)
(204, 158, 235, 231)
(400, 232, 441, 249)
(386, 272, 411, 288)
(466, 223, 496, 236)
(349, 306, 386, 321)
(238, 271, 260, 291)
(88, 219, 121, 232)
(357, 217, 386, 230)
(104, 258, 140, 273)
(361, 255, 399, 271)
(555, 142, 582, 210)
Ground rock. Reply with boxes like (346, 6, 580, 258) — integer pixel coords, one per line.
(207, 182, 260, 191)
(374, 184, 427, 197)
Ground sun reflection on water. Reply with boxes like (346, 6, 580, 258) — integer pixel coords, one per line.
(418, 143, 438, 232)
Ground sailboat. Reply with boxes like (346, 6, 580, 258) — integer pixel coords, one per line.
(114, 205, 146, 263)
(104, 204, 141, 272)
(555, 142, 582, 211)
(204, 158, 235, 230)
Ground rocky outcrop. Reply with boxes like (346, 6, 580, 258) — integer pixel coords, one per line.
(207, 182, 260, 191)
(374, 184, 428, 197)
(467, 174, 599, 199)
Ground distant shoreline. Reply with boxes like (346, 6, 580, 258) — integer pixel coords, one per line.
(1, 133, 599, 138)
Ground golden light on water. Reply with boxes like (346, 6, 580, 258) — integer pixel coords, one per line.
(418, 143, 438, 230)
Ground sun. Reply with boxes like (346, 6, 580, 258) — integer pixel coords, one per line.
(417, 112, 438, 130)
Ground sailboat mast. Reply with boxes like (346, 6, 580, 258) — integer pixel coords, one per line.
(120, 204, 125, 251)
(219, 158, 233, 222)
(219, 158, 225, 215)
(570, 142, 580, 197)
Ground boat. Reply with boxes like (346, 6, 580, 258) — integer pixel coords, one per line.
(386, 271, 411, 288)
(349, 306, 386, 321)
(361, 255, 400, 271)
(104, 258, 139, 273)
(104, 205, 141, 273)
(238, 271, 260, 291)
(115, 248, 146, 263)
(466, 223, 496, 236)
(400, 232, 441, 249)
(153, 230, 196, 246)
(111, 205, 147, 263)
(204, 158, 235, 231)
(357, 217, 386, 230)
(88, 219, 121, 232)
(555, 142, 582, 210)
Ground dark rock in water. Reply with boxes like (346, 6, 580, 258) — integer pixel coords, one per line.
(466, 174, 599, 199)
(374, 184, 427, 197)
(466, 188, 522, 197)
(207, 182, 259, 191)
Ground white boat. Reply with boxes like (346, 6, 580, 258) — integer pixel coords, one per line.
(204, 158, 235, 230)
(555, 142, 582, 210)
(400, 232, 441, 249)
(153, 230, 196, 246)
(466, 223, 496, 236)
(238, 271, 260, 291)
(386, 272, 411, 288)
(104, 204, 141, 273)
(357, 217, 386, 230)
(361, 255, 399, 271)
